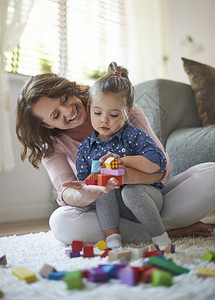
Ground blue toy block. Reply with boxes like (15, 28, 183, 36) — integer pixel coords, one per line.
(91, 160, 102, 173)
(48, 271, 67, 280)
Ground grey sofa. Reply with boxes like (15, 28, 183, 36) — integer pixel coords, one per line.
(134, 79, 215, 178)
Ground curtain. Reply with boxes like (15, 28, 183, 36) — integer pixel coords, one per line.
(125, 0, 167, 84)
(0, 0, 33, 173)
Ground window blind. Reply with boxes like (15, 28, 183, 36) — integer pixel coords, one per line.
(4, 0, 127, 84)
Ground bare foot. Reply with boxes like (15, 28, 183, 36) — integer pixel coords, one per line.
(168, 221, 214, 238)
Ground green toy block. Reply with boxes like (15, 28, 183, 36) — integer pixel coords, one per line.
(63, 270, 83, 290)
(151, 270, 172, 287)
(202, 251, 215, 262)
(148, 256, 189, 275)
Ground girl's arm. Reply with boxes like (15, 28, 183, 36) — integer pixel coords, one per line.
(129, 104, 171, 180)
(121, 155, 160, 173)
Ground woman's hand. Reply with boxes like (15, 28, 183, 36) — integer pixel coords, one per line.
(62, 177, 118, 207)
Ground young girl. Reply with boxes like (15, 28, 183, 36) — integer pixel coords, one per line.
(76, 62, 172, 250)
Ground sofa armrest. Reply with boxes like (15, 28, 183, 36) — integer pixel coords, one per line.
(134, 79, 202, 146)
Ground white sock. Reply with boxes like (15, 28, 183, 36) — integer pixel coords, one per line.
(106, 233, 122, 249)
(152, 232, 172, 250)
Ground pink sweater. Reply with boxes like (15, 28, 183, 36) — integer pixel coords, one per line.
(42, 104, 171, 206)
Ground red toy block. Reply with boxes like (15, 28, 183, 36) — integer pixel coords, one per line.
(84, 173, 98, 185)
(100, 248, 112, 258)
(97, 174, 122, 187)
(83, 243, 94, 258)
(141, 266, 158, 283)
(72, 239, 83, 252)
(145, 250, 164, 258)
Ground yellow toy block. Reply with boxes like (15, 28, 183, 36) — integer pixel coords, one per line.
(104, 157, 120, 169)
(196, 268, 215, 277)
(97, 240, 107, 251)
(12, 266, 38, 283)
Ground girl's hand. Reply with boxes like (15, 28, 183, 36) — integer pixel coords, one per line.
(99, 151, 125, 169)
(62, 177, 119, 207)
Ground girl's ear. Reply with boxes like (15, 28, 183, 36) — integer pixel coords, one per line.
(41, 122, 55, 129)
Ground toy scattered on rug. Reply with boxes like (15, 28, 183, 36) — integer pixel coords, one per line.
(84, 158, 125, 187)
(3, 242, 215, 294)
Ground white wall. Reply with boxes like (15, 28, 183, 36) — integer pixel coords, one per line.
(165, 0, 215, 83)
(0, 74, 57, 223)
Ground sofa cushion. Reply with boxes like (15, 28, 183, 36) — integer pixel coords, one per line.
(166, 125, 215, 177)
(134, 79, 201, 146)
(182, 57, 215, 127)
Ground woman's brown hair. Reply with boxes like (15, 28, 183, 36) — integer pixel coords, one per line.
(16, 73, 89, 168)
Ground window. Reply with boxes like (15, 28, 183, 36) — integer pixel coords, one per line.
(4, 0, 127, 84)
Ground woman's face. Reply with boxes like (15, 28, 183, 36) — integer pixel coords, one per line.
(31, 94, 87, 130)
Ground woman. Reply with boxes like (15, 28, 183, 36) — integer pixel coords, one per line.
(16, 73, 215, 245)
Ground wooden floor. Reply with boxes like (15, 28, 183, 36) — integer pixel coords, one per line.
(0, 219, 50, 237)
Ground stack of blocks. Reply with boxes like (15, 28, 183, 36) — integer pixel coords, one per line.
(85, 158, 125, 187)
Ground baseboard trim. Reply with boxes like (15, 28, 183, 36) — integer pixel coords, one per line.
(0, 202, 57, 222)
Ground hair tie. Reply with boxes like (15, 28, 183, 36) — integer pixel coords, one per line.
(113, 71, 122, 77)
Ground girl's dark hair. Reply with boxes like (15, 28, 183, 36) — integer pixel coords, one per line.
(89, 62, 135, 111)
(16, 73, 89, 168)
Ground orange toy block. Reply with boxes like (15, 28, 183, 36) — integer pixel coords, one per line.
(104, 157, 120, 169)
(85, 173, 98, 185)
(97, 174, 122, 187)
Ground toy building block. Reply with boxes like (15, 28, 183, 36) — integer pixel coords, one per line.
(151, 269, 172, 287)
(100, 265, 118, 279)
(202, 250, 215, 262)
(100, 167, 125, 176)
(97, 174, 122, 187)
(12, 266, 38, 283)
(88, 267, 109, 283)
(151, 243, 175, 253)
(0, 290, 4, 298)
(141, 266, 159, 283)
(131, 246, 149, 260)
(82, 269, 90, 279)
(64, 270, 83, 289)
(148, 256, 190, 276)
(85, 173, 98, 185)
(91, 160, 102, 173)
(108, 248, 132, 262)
(100, 247, 112, 258)
(65, 249, 81, 258)
(0, 255, 7, 266)
(97, 240, 107, 251)
(48, 271, 67, 280)
(104, 157, 120, 169)
(196, 268, 215, 277)
(39, 264, 56, 278)
(145, 250, 164, 258)
(83, 243, 94, 258)
(72, 239, 83, 251)
(118, 266, 137, 286)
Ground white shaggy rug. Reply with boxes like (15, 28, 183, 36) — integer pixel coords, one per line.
(0, 231, 215, 300)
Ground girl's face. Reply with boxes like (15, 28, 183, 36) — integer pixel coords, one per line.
(32, 94, 87, 130)
(90, 91, 130, 141)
